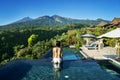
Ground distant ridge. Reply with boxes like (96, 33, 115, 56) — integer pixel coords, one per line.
(0, 15, 110, 28)
(15, 17, 33, 23)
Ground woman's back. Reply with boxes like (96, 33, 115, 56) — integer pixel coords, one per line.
(53, 47, 62, 58)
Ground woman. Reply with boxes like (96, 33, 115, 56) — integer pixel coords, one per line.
(52, 41, 62, 64)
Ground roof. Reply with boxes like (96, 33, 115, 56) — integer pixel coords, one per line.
(82, 34, 95, 38)
(110, 17, 120, 24)
(97, 28, 120, 38)
(97, 21, 108, 26)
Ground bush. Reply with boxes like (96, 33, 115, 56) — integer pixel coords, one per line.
(16, 47, 32, 57)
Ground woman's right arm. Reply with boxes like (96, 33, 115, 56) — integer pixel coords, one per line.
(60, 48, 63, 57)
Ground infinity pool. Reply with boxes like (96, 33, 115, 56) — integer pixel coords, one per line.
(41, 48, 84, 60)
(0, 48, 120, 80)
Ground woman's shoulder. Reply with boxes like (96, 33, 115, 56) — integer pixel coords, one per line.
(53, 47, 62, 50)
(53, 47, 57, 50)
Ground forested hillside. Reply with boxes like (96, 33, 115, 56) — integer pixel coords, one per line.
(0, 23, 87, 65)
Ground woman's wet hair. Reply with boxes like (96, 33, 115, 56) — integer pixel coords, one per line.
(56, 41, 60, 47)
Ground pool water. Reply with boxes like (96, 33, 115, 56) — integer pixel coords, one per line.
(62, 48, 84, 60)
(41, 48, 84, 60)
(0, 48, 120, 80)
(98, 60, 120, 78)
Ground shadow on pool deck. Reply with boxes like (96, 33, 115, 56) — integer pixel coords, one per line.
(0, 60, 32, 80)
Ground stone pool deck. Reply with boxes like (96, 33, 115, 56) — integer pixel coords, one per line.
(80, 46, 117, 60)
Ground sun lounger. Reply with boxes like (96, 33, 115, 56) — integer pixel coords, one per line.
(85, 43, 98, 50)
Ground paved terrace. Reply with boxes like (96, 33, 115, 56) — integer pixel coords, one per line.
(80, 46, 117, 60)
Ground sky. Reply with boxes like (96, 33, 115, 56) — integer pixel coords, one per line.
(0, 0, 120, 25)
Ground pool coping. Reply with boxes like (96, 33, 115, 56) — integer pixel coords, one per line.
(107, 58, 120, 68)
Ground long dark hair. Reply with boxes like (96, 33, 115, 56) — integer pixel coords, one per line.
(56, 41, 61, 47)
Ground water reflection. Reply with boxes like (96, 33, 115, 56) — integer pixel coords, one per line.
(53, 63, 62, 80)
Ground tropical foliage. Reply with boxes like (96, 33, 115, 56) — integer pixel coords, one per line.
(0, 22, 117, 65)
(0, 23, 86, 65)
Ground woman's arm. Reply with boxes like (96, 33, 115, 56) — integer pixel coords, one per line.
(53, 48, 55, 58)
(60, 48, 63, 57)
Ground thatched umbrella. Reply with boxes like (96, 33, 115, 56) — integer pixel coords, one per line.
(82, 34, 96, 46)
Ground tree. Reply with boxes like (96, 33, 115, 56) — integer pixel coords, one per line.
(92, 27, 103, 36)
(28, 34, 38, 46)
(13, 45, 24, 55)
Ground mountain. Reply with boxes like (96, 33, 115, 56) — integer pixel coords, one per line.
(0, 15, 110, 28)
(15, 17, 33, 23)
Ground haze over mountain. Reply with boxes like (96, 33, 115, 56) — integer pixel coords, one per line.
(0, 15, 110, 28)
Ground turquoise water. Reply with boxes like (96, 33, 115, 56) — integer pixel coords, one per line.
(42, 48, 84, 60)
(62, 48, 84, 60)
(0, 48, 120, 80)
